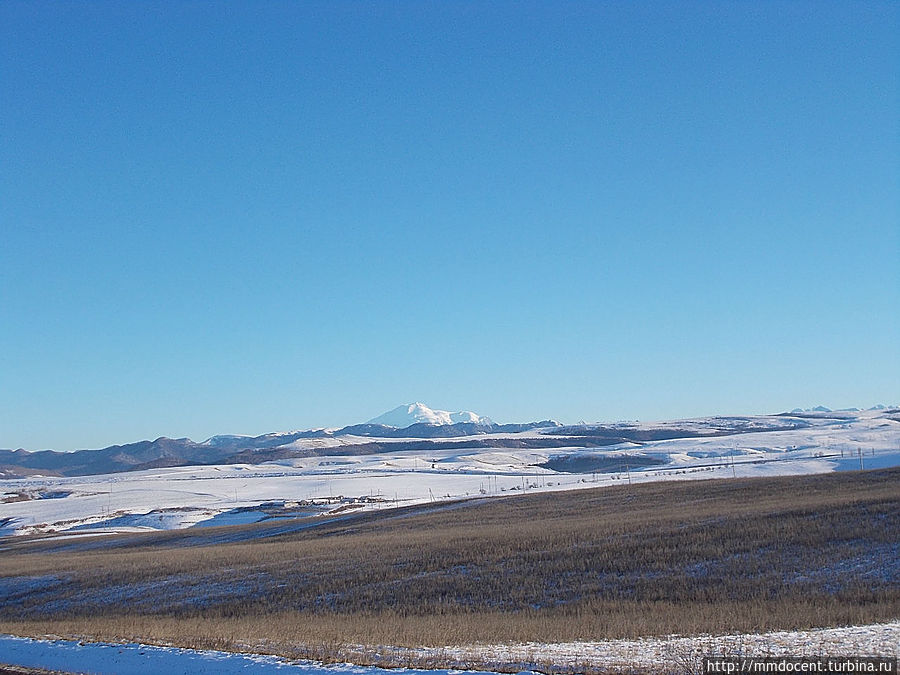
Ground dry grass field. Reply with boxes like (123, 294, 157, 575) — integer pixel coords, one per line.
(0, 468, 897, 667)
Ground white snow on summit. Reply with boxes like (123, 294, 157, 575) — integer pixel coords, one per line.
(367, 403, 492, 428)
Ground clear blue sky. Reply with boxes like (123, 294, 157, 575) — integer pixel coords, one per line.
(2, 1, 898, 451)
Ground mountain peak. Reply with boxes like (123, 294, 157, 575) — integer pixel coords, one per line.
(367, 403, 492, 428)
(789, 405, 833, 414)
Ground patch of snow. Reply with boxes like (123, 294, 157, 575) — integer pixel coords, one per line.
(413, 622, 900, 670)
(201, 434, 252, 446)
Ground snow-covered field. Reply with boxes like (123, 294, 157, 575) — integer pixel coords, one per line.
(1, 622, 897, 674)
(2, 409, 898, 538)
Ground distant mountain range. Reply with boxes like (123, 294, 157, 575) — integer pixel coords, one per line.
(788, 405, 892, 414)
(1, 403, 895, 479)
(0, 404, 558, 478)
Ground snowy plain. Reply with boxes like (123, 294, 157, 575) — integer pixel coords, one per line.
(1, 409, 898, 538)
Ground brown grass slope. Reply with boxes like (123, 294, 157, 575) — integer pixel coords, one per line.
(0, 468, 897, 662)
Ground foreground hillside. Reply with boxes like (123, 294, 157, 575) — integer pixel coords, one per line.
(1, 468, 897, 671)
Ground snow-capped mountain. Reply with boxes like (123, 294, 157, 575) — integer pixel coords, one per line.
(367, 403, 492, 428)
